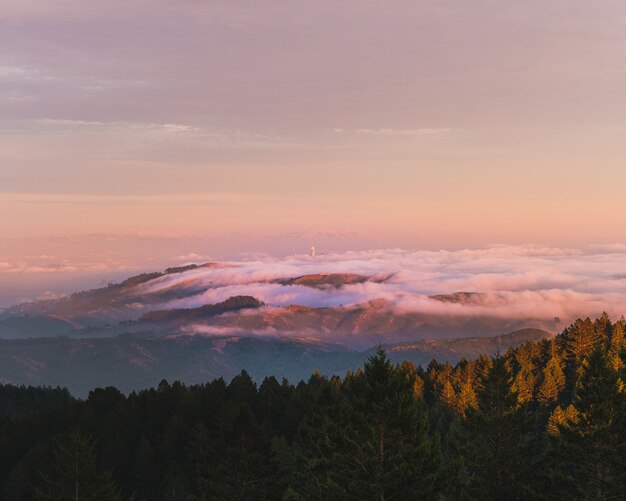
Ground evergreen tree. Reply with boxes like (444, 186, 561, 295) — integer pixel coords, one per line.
(188, 403, 281, 500)
(1, 314, 626, 501)
(454, 357, 548, 499)
(546, 404, 578, 437)
(132, 435, 157, 500)
(512, 347, 537, 405)
(158, 412, 192, 497)
(440, 377, 457, 410)
(551, 347, 626, 499)
(537, 347, 566, 406)
(454, 363, 478, 417)
(593, 312, 612, 345)
(296, 347, 444, 500)
(608, 320, 625, 371)
(35, 430, 122, 501)
(563, 318, 602, 360)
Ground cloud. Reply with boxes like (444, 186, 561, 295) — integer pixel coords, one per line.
(0, 253, 129, 275)
(354, 128, 456, 137)
(0, 65, 25, 79)
(133, 244, 626, 327)
(331, 128, 458, 142)
(34, 290, 66, 301)
(173, 253, 213, 262)
(586, 243, 626, 254)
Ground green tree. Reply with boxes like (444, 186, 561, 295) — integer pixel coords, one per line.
(188, 403, 281, 500)
(454, 363, 478, 417)
(546, 404, 578, 437)
(563, 318, 603, 360)
(551, 347, 626, 499)
(608, 320, 625, 371)
(296, 347, 444, 500)
(454, 357, 548, 500)
(512, 347, 537, 405)
(440, 378, 457, 410)
(35, 430, 122, 501)
(537, 349, 566, 406)
(132, 435, 157, 500)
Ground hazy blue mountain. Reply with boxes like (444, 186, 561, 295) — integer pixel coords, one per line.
(0, 328, 550, 397)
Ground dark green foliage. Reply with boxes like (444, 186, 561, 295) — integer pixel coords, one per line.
(0, 384, 72, 418)
(0, 315, 624, 500)
(537, 349, 565, 406)
(140, 295, 264, 322)
(563, 317, 603, 361)
(34, 430, 122, 501)
(452, 358, 549, 500)
(294, 348, 444, 499)
(550, 347, 626, 499)
(187, 403, 282, 500)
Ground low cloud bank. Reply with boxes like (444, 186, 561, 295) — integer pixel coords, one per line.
(138, 244, 626, 327)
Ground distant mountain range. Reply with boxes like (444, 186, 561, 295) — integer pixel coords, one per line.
(0, 265, 556, 342)
(0, 263, 556, 394)
(0, 328, 550, 397)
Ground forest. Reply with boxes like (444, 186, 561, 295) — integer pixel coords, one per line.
(0, 313, 625, 500)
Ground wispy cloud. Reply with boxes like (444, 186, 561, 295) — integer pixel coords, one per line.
(355, 128, 456, 136)
(333, 127, 457, 139)
(6, 118, 291, 151)
(0, 65, 30, 79)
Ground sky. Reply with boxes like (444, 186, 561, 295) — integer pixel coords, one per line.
(1, 1, 626, 304)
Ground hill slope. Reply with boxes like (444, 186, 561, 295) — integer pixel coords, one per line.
(0, 328, 550, 396)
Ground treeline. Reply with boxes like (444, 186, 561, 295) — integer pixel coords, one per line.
(0, 314, 625, 500)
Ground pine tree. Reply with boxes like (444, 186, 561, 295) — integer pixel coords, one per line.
(512, 347, 537, 405)
(546, 404, 578, 437)
(159, 412, 191, 497)
(551, 347, 626, 499)
(594, 312, 612, 345)
(132, 435, 157, 500)
(563, 318, 602, 360)
(537, 348, 566, 406)
(454, 364, 478, 417)
(296, 347, 444, 500)
(440, 378, 457, 410)
(454, 357, 548, 499)
(187, 403, 282, 500)
(35, 430, 122, 501)
(412, 375, 425, 400)
(608, 320, 625, 371)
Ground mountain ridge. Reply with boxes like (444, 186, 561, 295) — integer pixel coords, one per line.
(0, 327, 551, 396)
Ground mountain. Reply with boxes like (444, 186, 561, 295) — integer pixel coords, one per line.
(0, 261, 561, 344)
(0, 335, 359, 396)
(0, 262, 559, 392)
(139, 295, 264, 323)
(275, 273, 373, 288)
(0, 328, 550, 397)
(385, 328, 553, 366)
(0, 315, 77, 338)
(0, 262, 237, 329)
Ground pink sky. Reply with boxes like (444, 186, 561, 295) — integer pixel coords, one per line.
(1, 1, 626, 303)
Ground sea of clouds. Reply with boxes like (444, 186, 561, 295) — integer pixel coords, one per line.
(138, 244, 626, 328)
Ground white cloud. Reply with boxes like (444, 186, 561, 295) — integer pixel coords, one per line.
(0, 65, 30, 79)
(136, 244, 626, 325)
(355, 128, 456, 136)
(333, 128, 457, 139)
(173, 253, 213, 262)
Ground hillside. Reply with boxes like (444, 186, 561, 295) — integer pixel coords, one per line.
(0, 327, 550, 396)
(0, 262, 563, 344)
(0, 314, 623, 500)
